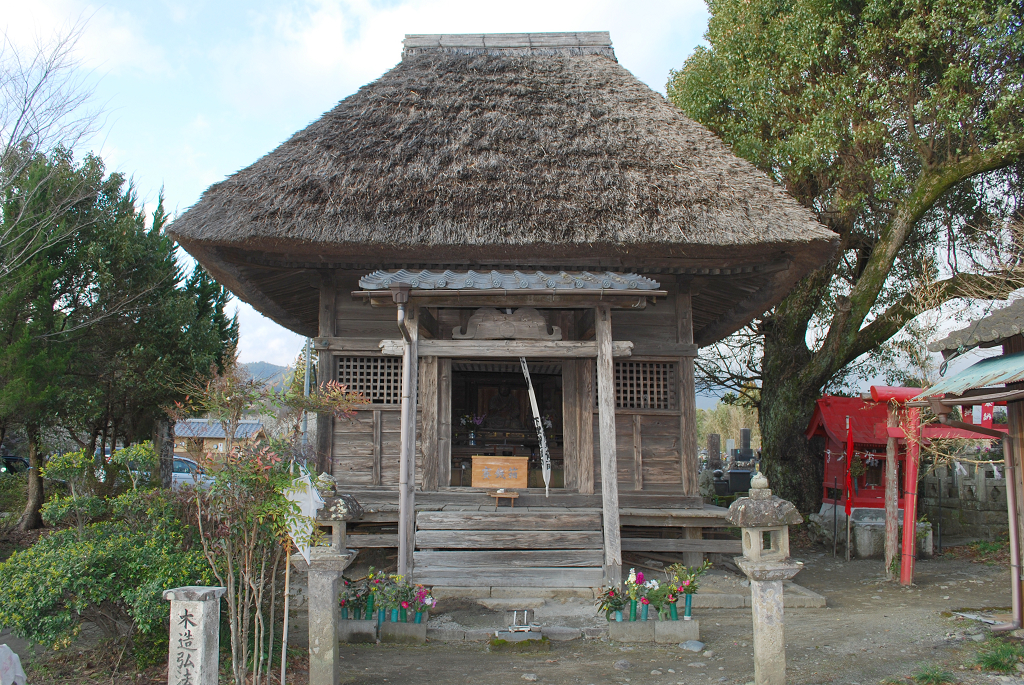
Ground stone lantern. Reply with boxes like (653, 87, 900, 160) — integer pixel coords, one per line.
(724, 472, 804, 685)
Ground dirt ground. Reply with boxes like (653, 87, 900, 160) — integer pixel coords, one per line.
(5, 544, 1023, 684)
(328, 551, 1016, 685)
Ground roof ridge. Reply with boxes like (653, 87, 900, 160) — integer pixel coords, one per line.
(402, 31, 615, 60)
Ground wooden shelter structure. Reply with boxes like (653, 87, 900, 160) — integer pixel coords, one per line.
(169, 31, 837, 589)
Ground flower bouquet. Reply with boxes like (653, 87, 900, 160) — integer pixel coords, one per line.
(595, 586, 627, 621)
(414, 585, 436, 623)
(666, 559, 713, 620)
(625, 569, 661, 621)
(339, 577, 371, 620)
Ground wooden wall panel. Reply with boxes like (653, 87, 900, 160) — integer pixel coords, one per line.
(334, 272, 397, 338)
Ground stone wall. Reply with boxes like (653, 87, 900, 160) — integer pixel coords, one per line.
(919, 463, 1008, 541)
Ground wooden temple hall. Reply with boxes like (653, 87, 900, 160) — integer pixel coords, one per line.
(170, 31, 837, 589)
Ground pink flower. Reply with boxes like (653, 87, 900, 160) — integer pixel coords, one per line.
(682, 580, 691, 586)
(401, 601, 410, 609)
(640, 597, 649, 605)
(636, 572, 644, 584)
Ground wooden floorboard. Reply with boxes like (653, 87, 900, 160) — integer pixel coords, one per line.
(347, 534, 399, 548)
(413, 549, 604, 569)
(620, 538, 741, 553)
(416, 511, 602, 531)
(416, 530, 603, 550)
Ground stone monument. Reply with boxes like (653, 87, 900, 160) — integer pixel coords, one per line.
(163, 586, 226, 685)
(724, 472, 803, 685)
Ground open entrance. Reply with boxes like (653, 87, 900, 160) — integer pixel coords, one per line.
(449, 361, 564, 488)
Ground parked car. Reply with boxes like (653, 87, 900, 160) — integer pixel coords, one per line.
(1, 455, 29, 475)
(172, 456, 215, 489)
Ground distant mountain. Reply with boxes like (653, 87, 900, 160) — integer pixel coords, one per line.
(245, 362, 292, 391)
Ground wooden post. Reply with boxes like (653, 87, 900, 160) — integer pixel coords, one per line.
(677, 288, 702, 565)
(398, 304, 419, 578)
(420, 356, 439, 491)
(899, 406, 921, 585)
(1003, 335, 1024, 609)
(884, 403, 899, 581)
(562, 360, 580, 490)
(578, 358, 595, 495)
(676, 290, 699, 495)
(316, 274, 336, 475)
(633, 414, 643, 491)
(372, 410, 382, 486)
(438, 358, 452, 489)
(596, 304, 622, 586)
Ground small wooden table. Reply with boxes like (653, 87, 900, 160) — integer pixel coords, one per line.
(488, 490, 520, 507)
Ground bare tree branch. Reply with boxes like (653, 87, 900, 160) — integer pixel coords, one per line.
(0, 21, 102, 282)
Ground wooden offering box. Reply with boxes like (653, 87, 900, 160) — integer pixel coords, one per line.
(471, 456, 528, 489)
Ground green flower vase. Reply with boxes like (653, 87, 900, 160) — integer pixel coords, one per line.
(629, 600, 637, 621)
(684, 594, 693, 620)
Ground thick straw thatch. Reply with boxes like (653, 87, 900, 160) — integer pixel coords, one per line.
(169, 33, 837, 342)
(170, 33, 833, 261)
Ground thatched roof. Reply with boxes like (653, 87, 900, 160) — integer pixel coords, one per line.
(170, 32, 837, 342)
(929, 299, 1024, 357)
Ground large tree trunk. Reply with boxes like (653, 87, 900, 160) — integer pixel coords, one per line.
(758, 312, 826, 513)
(18, 424, 44, 531)
(155, 416, 174, 488)
(759, 379, 824, 512)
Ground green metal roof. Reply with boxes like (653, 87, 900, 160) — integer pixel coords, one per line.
(916, 351, 1024, 397)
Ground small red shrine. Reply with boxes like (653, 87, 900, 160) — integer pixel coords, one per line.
(806, 394, 1004, 512)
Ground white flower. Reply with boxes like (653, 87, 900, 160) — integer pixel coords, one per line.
(627, 569, 637, 584)
(644, 580, 660, 590)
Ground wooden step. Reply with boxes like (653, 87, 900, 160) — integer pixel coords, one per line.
(416, 510, 601, 531)
(413, 567, 604, 588)
(621, 538, 741, 553)
(414, 549, 603, 569)
(416, 529, 602, 550)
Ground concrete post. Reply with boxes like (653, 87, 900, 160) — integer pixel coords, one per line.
(293, 551, 354, 685)
(163, 586, 226, 685)
(725, 473, 804, 685)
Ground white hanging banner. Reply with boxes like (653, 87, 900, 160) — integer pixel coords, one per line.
(283, 466, 326, 564)
(955, 461, 968, 476)
(520, 357, 551, 497)
(993, 463, 1003, 480)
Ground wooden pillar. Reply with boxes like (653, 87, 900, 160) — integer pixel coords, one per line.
(372, 410, 382, 486)
(578, 358, 595, 494)
(562, 360, 580, 490)
(596, 304, 621, 586)
(420, 356, 439, 491)
(884, 404, 899, 581)
(676, 289, 699, 495)
(438, 358, 452, 489)
(316, 274, 336, 475)
(1004, 335, 1024, 606)
(633, 414, 643, 491)
(398, 304, 419, 577)
(677, 288, 702, 565)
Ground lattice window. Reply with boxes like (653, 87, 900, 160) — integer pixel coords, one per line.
(610, 361, 678, 410)
(337, 356, 403, 404)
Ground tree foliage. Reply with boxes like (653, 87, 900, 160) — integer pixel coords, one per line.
(668, 0, 1024, 508)
(0, 148, 237, 527)
(0, 490, 211, 658)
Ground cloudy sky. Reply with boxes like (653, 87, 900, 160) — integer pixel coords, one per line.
(6, 0, 710, 367)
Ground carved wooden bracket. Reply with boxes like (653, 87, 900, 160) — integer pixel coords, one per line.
(453, 307, 562, 340)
